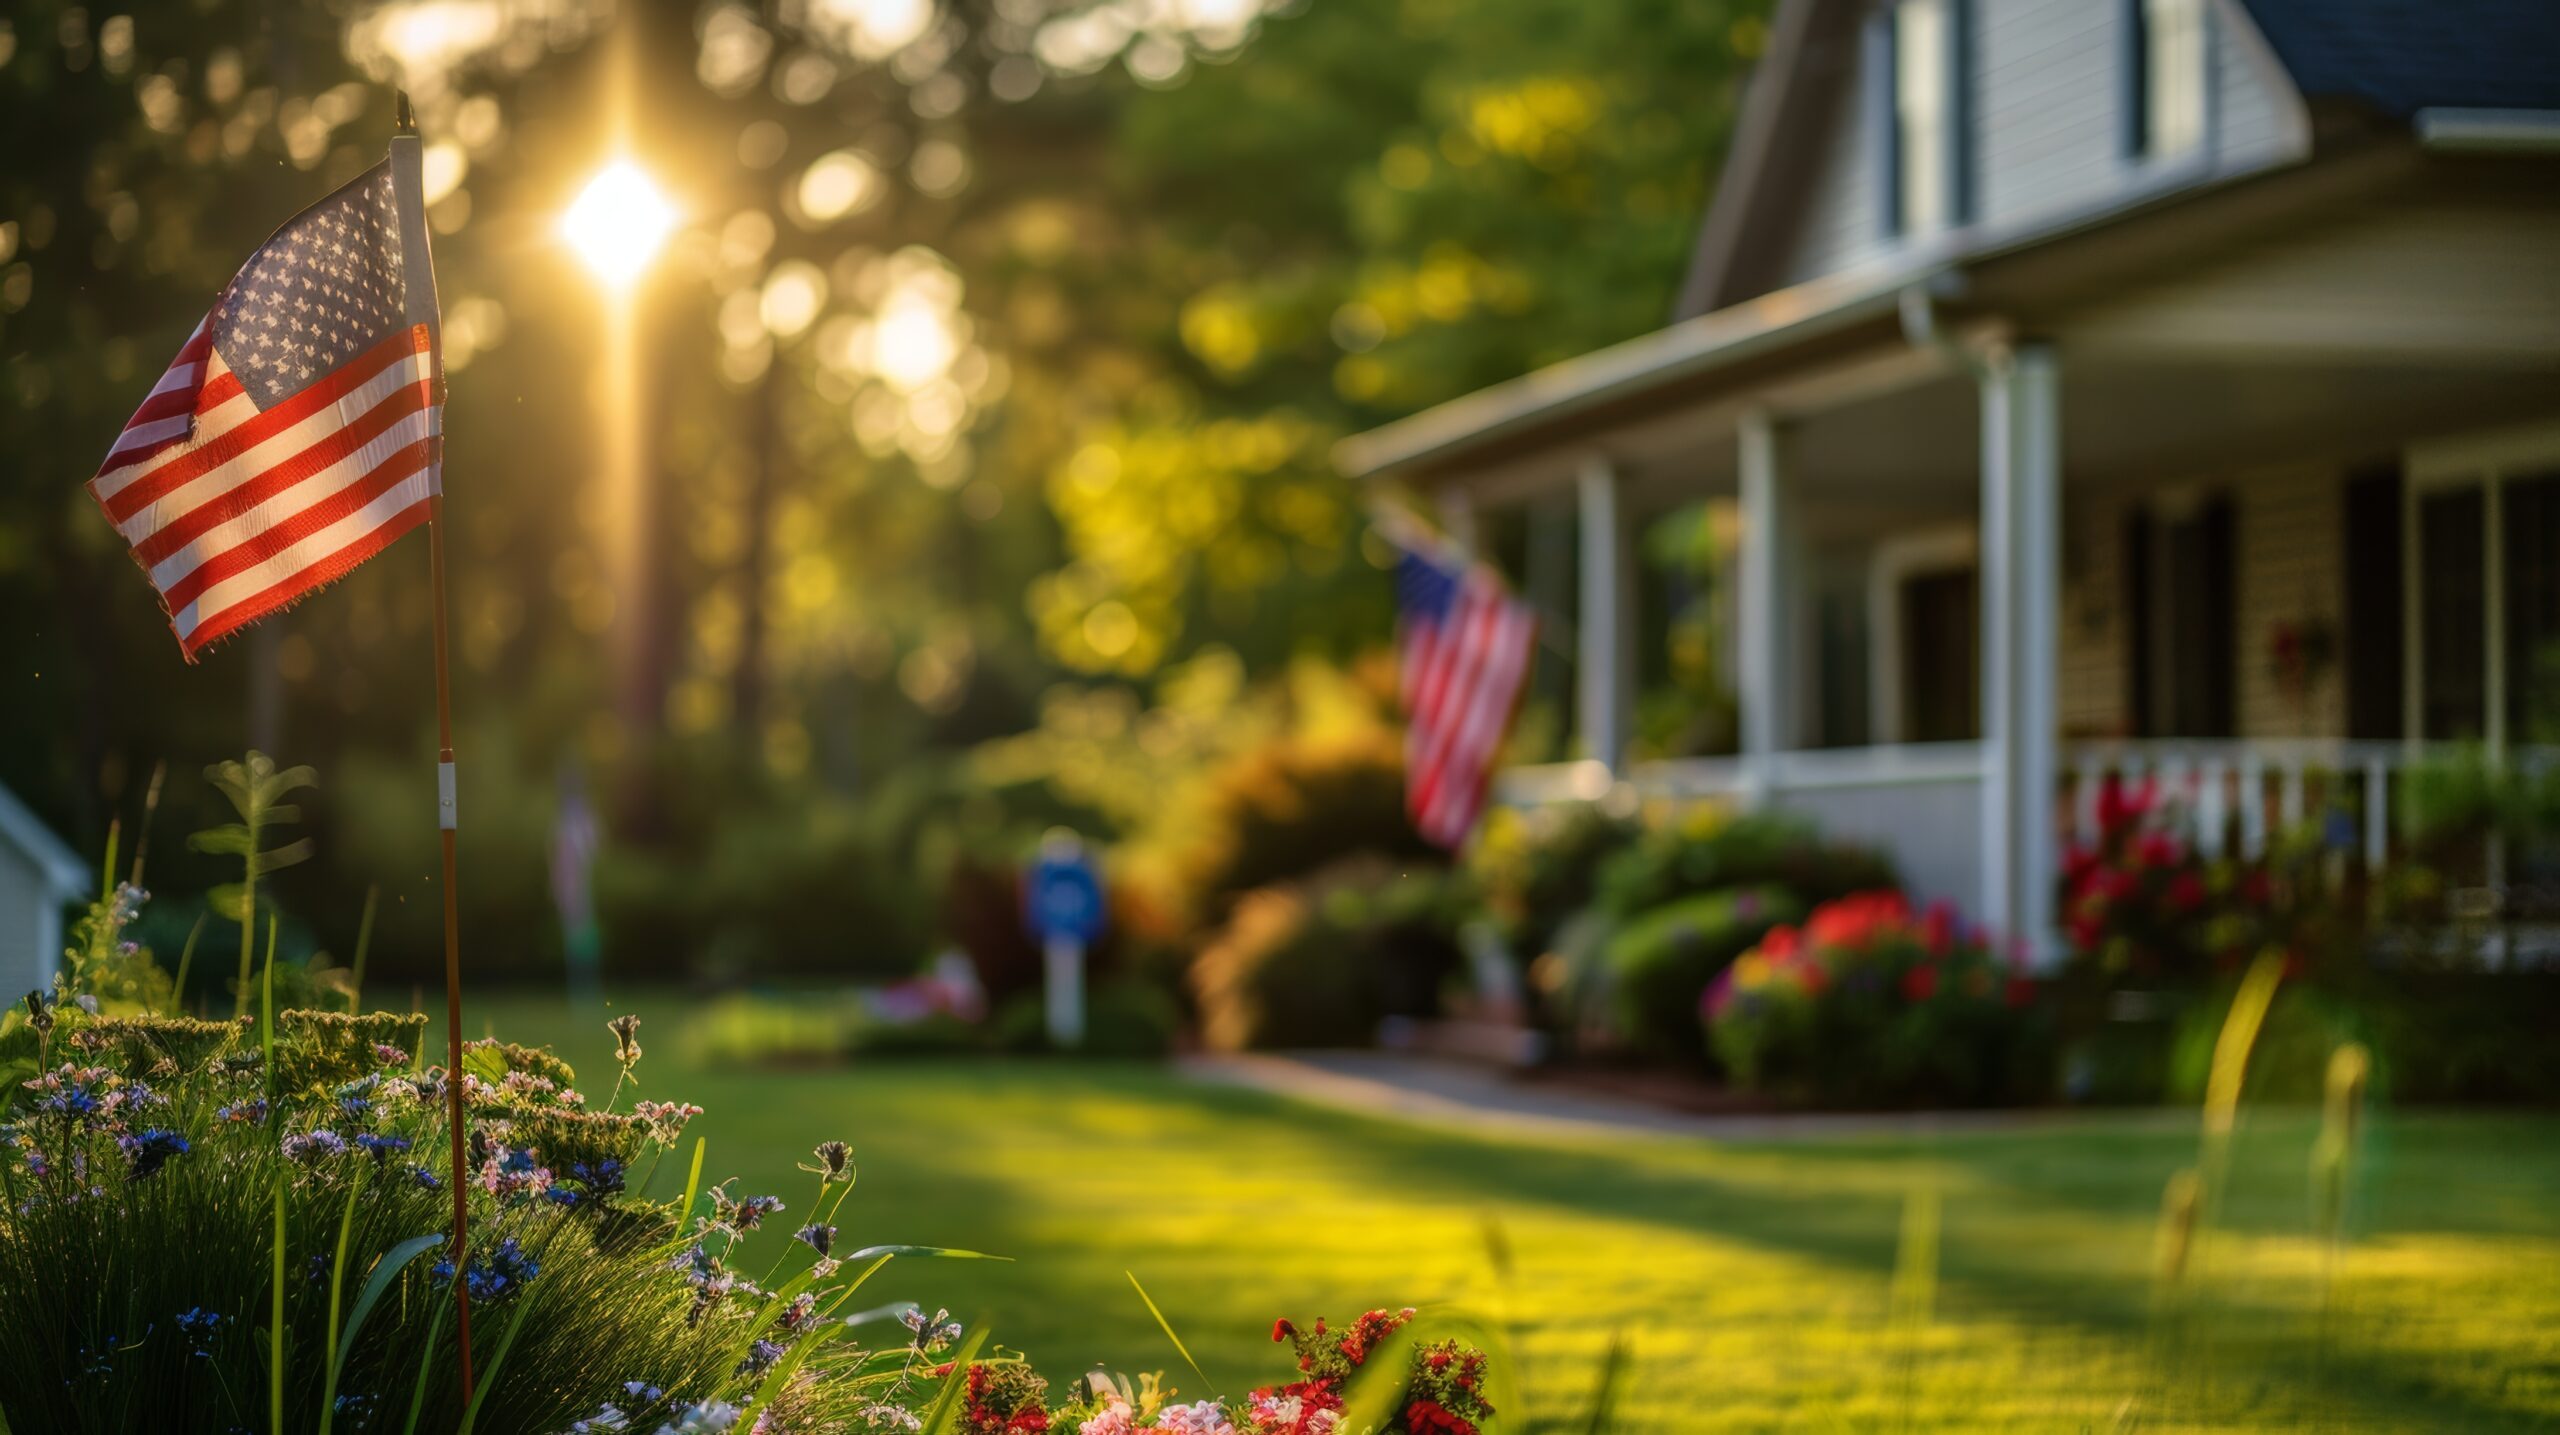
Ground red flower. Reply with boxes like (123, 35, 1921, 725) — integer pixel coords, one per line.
(1900, 965, 1939, 1002)
(1919, 902, 1957, 958)
(1404, 1400, 1477, 1435)
(2238, 869, 2273, 908)
(2004, 976, 2036, 1010)
(2135, 832, 2185, 870)
(2165, 872, 2206, 913)
(1272, 1319, 1297, 1344)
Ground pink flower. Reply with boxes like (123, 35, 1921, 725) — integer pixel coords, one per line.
(1154, 1402, 1238, 1435)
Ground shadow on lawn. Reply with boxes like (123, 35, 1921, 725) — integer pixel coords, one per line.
(1160, 1075, 2558, 1432)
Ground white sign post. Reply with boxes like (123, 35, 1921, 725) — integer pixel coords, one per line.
(1025, 828, 1105, 1050)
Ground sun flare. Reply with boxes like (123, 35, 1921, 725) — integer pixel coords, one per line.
(560, 160, 676, 287)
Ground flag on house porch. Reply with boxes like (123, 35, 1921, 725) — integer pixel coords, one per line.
(87, 162, 442, 660)
(1393, 542, 1538, 849)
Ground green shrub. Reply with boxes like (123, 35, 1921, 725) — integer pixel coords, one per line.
(1595, 809, 1896, 922)
(1600, 886, 1801, 1060)
(1171, 731, 1439, 930)
(1468, 802, 1642, 962)
(1190, 862, 1460, 1051)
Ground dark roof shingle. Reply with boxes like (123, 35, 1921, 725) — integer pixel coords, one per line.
(2238, 0, 2560, 118)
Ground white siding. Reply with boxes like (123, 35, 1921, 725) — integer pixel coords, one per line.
(2068, 186, 2560, 362)
(2058, 486, 2131, 737)
(1783, 67, 1890, 287)
(1773, 0, 2307, 293)
(0, 848, 59, 1001)
(1974, 0, 2122, 224)
(2234, 466, 2345, 738)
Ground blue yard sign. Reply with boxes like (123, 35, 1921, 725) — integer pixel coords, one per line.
(1025, 834, 1107, 945)
(1025, 830, 1104, 1047)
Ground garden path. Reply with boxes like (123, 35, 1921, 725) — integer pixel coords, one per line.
(1180, 1051, 2192, 1143)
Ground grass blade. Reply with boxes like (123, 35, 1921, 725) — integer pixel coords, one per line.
(400, 1288, 452, 1435)
(841, 1244, 1009, 1264)
(171, 912, 206, 1017)
(337, 1234, 445, 1371)
(270, 1167, 287, 1435)
(319, 1179, 363, 1435)
(1126, 1271, 1217, 1399)
(1579, 1331, 1628, 1435)
(347, 884, 380, 1015)
(457, 1276, 548, 1434)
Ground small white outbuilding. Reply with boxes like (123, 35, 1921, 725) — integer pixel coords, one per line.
(0, 781, 84, 1001)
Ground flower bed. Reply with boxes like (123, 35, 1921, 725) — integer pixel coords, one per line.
(1703, 891, 2050, 1107)
(0, 884, 1496, 1433)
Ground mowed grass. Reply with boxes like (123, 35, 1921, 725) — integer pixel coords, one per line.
(457, 990, 2560, 1433)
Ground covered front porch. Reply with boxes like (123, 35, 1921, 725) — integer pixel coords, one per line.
(1342, 149, 2560, 958)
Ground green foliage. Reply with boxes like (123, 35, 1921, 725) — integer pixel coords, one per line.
(1594, 808, 1898, 922)
(1465, 801, 1643, 963)
(1191, 862, 1462, 1051)
(1600, 886, 1801, 1061)
(1170, 727, 1441, 932)
(190, 752, 317, 926)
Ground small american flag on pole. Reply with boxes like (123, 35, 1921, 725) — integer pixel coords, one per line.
(88, 161, 441, 660)
(1395, 542, 1538, 848)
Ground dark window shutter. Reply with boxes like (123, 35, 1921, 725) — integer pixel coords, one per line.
(2343, 466, 2405, 741)
(1947, 0, 1974, 224)
(2120, 0, 2148, 159)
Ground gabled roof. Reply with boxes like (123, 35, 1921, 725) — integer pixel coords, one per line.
(2240, 0, 2560, 118)
(0, 781, 88, 902)
(1676, 0, 2560, 320)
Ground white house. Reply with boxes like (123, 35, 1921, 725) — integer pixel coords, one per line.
(0, 781, 83, 998)
(1339, 0, 2560, 956)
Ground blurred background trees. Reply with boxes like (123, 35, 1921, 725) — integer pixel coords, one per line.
(0, 0, 1768, 987)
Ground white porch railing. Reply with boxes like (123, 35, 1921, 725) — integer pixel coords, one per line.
(1496, 737, 2544, 896)
(1494, 741, 1988, 807)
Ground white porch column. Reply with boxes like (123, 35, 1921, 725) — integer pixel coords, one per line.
(1738, 409, 1794, 795)
(1978, 344, 2061, 963)
(1576, 455, 1634, 773)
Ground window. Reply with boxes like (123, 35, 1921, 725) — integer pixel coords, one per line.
(2131, 0, 2208, 159)
(1893, 0, 1952, 233)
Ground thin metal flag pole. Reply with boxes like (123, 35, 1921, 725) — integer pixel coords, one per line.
(390, 89, 476, 1405)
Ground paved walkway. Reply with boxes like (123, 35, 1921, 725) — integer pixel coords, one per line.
(1179, 1050, 2183, 1144)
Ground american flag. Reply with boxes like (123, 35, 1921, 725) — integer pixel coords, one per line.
(88, 160, 440, 660)
(1396, 544, 1538, 848)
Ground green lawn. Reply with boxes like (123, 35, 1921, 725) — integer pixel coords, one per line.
(463, 991, 2560, 1432)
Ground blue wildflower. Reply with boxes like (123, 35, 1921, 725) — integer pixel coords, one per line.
(175, 1307, 224, 1357)
(216, 1099, 270, 1125)
(546, 1186, 584, 1208)
(623, 1382, 665, 1403)
(39, 1085, 99, 1120)
(432, 1236, 540, 1304)
(407, 1164, 442, 1191)
(571, 1159, 626, 1198)
(117, 1128, 190, 1181)
(354, 1133, 412, 1165)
